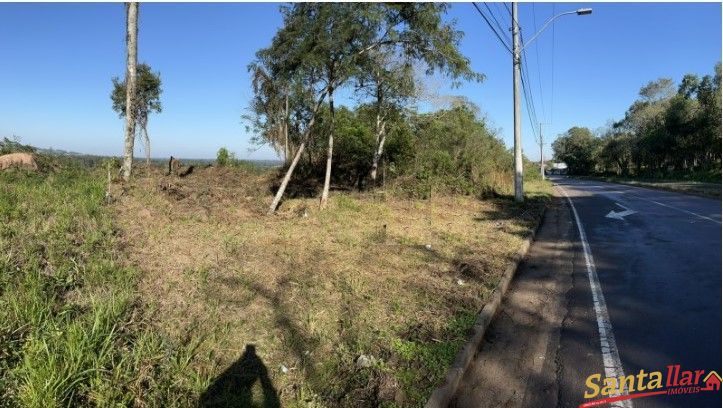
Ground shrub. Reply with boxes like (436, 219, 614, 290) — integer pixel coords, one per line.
(216, 147, 233, 167)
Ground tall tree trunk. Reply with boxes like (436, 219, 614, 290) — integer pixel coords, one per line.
(320, 85, 334, 209)
(121, 2, 138, 181)
(284, 92, 289, 164)
(268, 89, 328, 215)
(370, 80, 385, 183)
(268, 140, 307, 215)
(277, 123, 284, 160)
(370, 118, 386, 182)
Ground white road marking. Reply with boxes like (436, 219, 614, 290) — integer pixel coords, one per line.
(559, 186, 633, 408)
(605, 209, 637, 220)
(633, 197, 721, 225)
(607, 203, 637, 220)
(561, 179, 722, 225)
(615, 202, 630, 211)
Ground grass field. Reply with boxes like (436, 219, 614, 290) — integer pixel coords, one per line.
(0, 162, 551, 407)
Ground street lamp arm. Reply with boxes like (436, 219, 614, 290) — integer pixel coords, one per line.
(520, 9, 591, 53)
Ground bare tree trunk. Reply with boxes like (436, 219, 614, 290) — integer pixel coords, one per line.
(320, 85, 334, 209)
(284, 93, 289, 164)
(370, 119, 387, 182)
(268, 90, 328, 215)
(277, 122, 284, 161)
(370, 79, 386, 184)
(268, 141, 307, 215)
(121, 2, 138, 181)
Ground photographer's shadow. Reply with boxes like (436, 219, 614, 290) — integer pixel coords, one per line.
(199, 344, 280, 408)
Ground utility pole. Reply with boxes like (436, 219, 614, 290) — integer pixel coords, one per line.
(505, 3, 591, 199)
(539, 122, 545, 180)
(512, 2, 523, 202)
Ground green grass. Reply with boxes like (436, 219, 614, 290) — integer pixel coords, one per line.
(389, 311, 478, 405)
(0, 167, 209, 407)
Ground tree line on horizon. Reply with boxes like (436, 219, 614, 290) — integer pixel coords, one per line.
(552, 63, 722, 180)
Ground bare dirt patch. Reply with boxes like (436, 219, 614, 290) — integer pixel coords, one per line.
(111, 165, 549, 407)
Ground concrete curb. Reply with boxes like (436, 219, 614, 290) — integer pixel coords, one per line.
(425, 205, 548, 408)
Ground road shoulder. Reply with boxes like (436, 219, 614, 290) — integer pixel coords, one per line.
(450, 194, 578, 407)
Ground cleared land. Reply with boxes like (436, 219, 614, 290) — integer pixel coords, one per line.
(1, 162, 550, 407)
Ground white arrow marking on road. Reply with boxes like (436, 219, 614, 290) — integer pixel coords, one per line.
(606, 202, 637, 220)
(606, 209, 637, 220)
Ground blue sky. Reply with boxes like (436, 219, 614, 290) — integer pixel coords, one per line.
(0, 2, 720, 161)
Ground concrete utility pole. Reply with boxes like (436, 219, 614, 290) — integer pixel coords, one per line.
(509, 4, 592, 199)
(512, 2, 523, 202)
(539, 122, 545, 180)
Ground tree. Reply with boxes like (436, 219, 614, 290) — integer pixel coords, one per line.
(216, 147, 238, 167)
(407, 105, 511, 196)
(639, 77, 675, 102)
(578, 64, 721, 178)
(356, 50, 416, 184)
(254, 3, 481, 213)
(121, 2, 138, 181)
(552, 127, 599, 175)
(695, 63, 722, 168)
(112, 63, 162, 167)
(598, 129, 633, 175)
(678, 74, 700, 99)
(247, 62, 289, 163)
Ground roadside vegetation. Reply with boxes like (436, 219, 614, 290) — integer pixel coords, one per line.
(0, 163, 209, 407)
(552, 63, 722, 188)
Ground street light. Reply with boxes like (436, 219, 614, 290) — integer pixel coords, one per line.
(511, 4, 592, 202)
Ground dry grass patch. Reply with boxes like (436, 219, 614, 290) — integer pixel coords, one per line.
(112, 166, 550, 407)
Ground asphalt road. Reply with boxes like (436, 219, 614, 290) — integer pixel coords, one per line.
(452, 177, 722, 408)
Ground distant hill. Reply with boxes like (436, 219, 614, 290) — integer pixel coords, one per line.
(2, 138, 283, 168)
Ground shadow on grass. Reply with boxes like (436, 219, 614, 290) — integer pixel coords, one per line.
(199, 344, 280, 408)
(472, 195, 548, 239)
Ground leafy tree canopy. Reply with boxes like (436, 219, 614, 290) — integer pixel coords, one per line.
(111, 63, 163, 123)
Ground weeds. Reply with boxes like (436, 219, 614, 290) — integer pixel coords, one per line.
(0, 168, 210, 407)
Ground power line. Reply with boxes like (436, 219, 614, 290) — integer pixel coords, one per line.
(483, 3, 543, 150)
(520, 53, 539, 140)
(520, 32, 541, 143)
(472, 2, 512, 54)
(493, 2, 509, 28)
(503, 2, 522, 29)
(521, 72, 541, 145)
(531, 3, 547, 121)
(483, 2, 511, 45)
